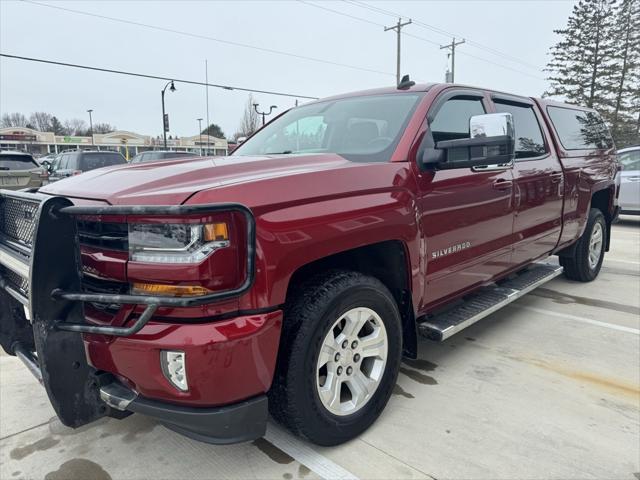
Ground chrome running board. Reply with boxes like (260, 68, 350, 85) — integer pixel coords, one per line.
(418, 262, 564, 341)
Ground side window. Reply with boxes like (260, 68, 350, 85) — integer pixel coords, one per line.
(618, 150, 640, 171)
(429, 96, 485, 143)
(547, 106, 613, 150)
(494, 100, 547, 159)
(59, 154, 69, 170)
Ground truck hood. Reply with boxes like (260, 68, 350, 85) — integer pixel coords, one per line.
(39, 154, 362, 205)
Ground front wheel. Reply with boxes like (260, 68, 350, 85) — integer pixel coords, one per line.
(560, 208, 607, 282)
(269, 270, 402, 446)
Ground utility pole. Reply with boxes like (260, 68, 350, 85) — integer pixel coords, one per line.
(440, 38, 465, 83)
(384, 18, 412, 86)
(197, 118, 203, 156)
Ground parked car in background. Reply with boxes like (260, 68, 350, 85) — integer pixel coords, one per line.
(0, 151, 47, 190)
(618, 145, 640, 215)
(48, 150, 127, 182)
(130, 150, 199, 163)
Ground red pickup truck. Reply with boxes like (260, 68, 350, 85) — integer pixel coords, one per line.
(0, 81, 619, 446)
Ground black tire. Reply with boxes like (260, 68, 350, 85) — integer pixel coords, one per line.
(269, 270, 402, 446)
(560, 208, 607, 282)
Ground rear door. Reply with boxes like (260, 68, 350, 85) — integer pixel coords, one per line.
(491, 96, 564, 265)
(53, 152, 77, 180)
(415, 89, 515, 308)
(0, 154, 42, 190)
(618, 149, 640, 213)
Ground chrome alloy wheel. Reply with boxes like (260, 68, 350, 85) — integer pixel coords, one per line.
(588, 222, 604, 269)
(316, 307, 388, 416)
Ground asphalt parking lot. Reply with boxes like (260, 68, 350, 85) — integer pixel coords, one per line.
(1, 217, 638, 480)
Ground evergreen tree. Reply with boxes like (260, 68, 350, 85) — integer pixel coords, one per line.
(201, 123, 226, 139)
(50, 116, 64, 135)
(610, 0, 640, 145)
(544, 0, 617, 115)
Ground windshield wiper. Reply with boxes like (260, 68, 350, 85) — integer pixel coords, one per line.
(265, 151, 293, 155)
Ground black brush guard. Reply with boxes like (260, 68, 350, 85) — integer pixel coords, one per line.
(0, 189, 256, 429)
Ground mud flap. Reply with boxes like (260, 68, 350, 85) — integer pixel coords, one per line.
(29, 196, 109, 427)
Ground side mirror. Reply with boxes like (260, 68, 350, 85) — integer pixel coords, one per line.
(423, 113, 515, 170)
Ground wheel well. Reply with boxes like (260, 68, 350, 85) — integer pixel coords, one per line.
(591, 188, 613, 251)
(286, 240, 417, 358)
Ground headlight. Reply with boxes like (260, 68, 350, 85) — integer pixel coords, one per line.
(129, 222, 229, 263)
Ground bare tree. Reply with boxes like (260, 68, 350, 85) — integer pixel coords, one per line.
(28, 112, 54, 132)
(1, 112, 29, 128)
(63, 118, 87, 136)
(92, 123, 117, 134)
(237, 94, 260, 137)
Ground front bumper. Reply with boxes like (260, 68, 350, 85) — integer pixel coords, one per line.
(100, 382, 268, 444)
(0, 189, 274, 444)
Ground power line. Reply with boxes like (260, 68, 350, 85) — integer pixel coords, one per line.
(343, 0, 543, 72)
(0, 53, 320, 99)
(22, 0, 396, 79)
(299, 0, 545, 81)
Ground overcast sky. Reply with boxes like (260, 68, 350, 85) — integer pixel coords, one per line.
(0, 0, 575, 139)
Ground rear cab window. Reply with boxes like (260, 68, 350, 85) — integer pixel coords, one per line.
(547, 106, 613, 151)
(0, 154, 39, 171)
(79, 153, 126, 171)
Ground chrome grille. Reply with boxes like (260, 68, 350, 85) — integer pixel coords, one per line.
(0, 197, 39, 251)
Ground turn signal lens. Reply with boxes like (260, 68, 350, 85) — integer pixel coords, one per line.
(203, 222, 229, 242)
(131, 283, 212, 297)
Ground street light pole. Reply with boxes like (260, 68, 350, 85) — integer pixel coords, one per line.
(253, 103, 278, 126)
(87, 109, 94, 145)
(197, 118, 203, 156)
(161, 81, 176, 149)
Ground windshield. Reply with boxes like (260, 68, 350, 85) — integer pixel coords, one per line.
(133, 151, 198, 163)
(233, 93, 423, 162)
(0, 154, 39, 171)
(79, 153, 126, 171)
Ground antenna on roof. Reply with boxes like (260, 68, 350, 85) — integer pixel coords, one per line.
(397, 74, 415, 90)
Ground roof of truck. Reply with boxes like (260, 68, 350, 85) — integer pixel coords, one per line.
(304, 82, 594, 113)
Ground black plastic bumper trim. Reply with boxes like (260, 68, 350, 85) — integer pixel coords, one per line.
(111, 385, 268, 445)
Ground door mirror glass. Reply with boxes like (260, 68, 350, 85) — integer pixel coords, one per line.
(424, 112, 515, 170)
(470, 112, 514, 139)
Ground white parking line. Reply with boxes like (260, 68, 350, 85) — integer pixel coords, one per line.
(264, 423, 360, 480)
(605, 258, 640, 266)
(513, 305, 640, 335)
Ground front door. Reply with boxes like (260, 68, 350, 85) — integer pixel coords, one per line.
(414, 90, 515, 311)
(492, 96, 564, 265)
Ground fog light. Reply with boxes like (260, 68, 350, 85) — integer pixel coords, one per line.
(161, 350, 188, 392)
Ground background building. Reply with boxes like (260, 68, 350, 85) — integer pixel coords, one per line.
(0, 127, 228, 158)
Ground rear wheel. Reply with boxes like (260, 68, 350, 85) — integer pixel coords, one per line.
(269, 270, 402, 446)
(560, 208, 607, 282)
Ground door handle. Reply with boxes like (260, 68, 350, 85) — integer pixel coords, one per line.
(492, 179, 513, 190)
(628, 176, 640, 182)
